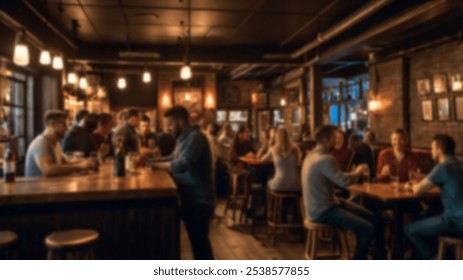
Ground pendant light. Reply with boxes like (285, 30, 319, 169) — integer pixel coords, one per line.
(79, 76, 88, 89)
(142, 71, 151, 83)
(67, 72, 77, 84)
(13, 29, 29, 66)
(52, 55, 64, 70)
(117, 77, 127, 89)
(180, 0, 192, 80)
(180, 65, 192, 80)
(39, 50, 51, 65)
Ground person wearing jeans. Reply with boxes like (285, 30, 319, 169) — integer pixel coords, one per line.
(302, 125, 375, 260)
(405, 134, 463, 259)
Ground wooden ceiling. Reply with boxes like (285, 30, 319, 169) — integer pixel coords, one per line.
(1, 0, 462, 79)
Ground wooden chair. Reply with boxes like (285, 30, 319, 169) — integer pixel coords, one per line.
(300, 199, 351, 260)
(45, 229, 99, 260)
(223, 169, 251, 221)
(437, 236, 463, 260)
(0, 231, 18, 260)
(267, 189, 303, 245)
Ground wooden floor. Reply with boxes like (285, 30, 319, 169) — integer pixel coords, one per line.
(181, 198, 344, 260)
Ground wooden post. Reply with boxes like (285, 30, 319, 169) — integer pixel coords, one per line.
(309, 65, 323, 137)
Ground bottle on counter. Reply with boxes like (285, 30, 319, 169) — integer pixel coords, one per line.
(3, 140, 16, 183)
(114, 136, 126, 177)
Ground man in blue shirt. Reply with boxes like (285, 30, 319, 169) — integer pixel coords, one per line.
(405, 134, 463, 259)
(151, 106, 215, 260)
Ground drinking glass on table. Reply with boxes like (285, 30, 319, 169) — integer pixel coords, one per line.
(391, 176, 400, 191)
(89, 151, 100, 171)
(362, 171, 370, 186)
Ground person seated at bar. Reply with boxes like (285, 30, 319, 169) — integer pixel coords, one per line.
(151, 106, 215, 260)
(301, 125, 374, 260)
(261, 127, 301, 192)
(73, 109, 88, 127)
(138, 114, 157, 149)
(256, 129, 270, 158)
(376, 128, 420, 182)
(217, 122, 234, 150)
(364, 129, 376, 146)
(405, 134, 463, 259)
(112, 108, 141, 153)
(93, 113, 114, 149)
(332, 130, 354, 172)
(156, 130, 176, 157)
(62, 113, 107, 157)
(25, 110, 97, 177)
(230, 124, 255, 164)
(349, 133, 375, 179)
(113, 109, 127, 132)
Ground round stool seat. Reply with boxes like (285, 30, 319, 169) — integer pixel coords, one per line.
(269, 190, 301, 198)
(45, 229, 99, 250)
(439, 236, 463, 245)
(0, 231, 18, 249)
(303, 219, 336, 230)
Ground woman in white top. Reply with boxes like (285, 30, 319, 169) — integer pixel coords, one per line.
(261, 127, 302, 192)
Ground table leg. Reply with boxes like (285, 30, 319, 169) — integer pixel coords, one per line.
(393, 203, 405, 260)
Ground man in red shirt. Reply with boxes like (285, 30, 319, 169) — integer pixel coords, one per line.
(376, 128, 420, 182)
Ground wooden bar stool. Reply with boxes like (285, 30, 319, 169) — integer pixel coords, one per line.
(244, 183, 267, 234)
(437, 236, 463, 260)
(224, 170, 250, 221)
(0, 231, 18, 260)
(303, 219, 350, 260)
(267, 189, 302, 245)
(45, 229, 100, 260)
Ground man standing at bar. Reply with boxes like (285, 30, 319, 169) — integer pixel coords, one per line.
(405, 134, 463, 259)
(112, 108, 141, 153)
(376, 128, 420, 182)
(301, 125, 374, 260)
(25, 110, 97, 177)
(151, 106, 215, 260)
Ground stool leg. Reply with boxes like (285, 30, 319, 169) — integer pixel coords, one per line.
(437, 240, 446, 260)
(310, 230, 318, 260)
(304, 229, 312, 260)
(456, 245, 462, 260)
(339, 231, 350, 260)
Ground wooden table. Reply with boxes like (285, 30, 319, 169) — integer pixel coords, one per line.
(239, 156, 273, 166)
(0, 162, 179, 259)
(349, 183, 440, 259)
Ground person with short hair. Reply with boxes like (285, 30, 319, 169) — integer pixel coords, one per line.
(93, 113, 114, 148)
(139, 114, 157, 149)
(301, 125, 374, 260)
(376, 128, 420, 182)
(74, 109, 89, 127)
(230, 124, 255, 165)
(25, 110, 97, 177)
(405, 134, 463, 259)
(62, 113, 102, 157)
(349, 133, 375, 178)
(151, 106, 215, 260)
(112, 108, 141, 153)
(332, 130, 354, 172)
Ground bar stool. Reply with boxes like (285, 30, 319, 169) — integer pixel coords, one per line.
(224, 169, 251, 221)
(303, 219, 350, 260)
(244, 183, 266, 234)
(0, 231, 18, 260)
(267, 189, 303, 245)
(45, 229, 100, 260)
(437, 236, 463, 260)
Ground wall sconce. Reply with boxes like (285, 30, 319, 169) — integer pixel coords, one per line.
(251, 92, 258, 106)
(162, 94, 171, 108)
(280, 97, 287, 107)
(368, 98, 382, 113)
(205, 94, 214, 109)
(117, 77, 127, 89)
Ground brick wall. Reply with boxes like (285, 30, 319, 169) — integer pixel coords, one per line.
(409, 41, 463, 153)
(369, 58, 405, 143)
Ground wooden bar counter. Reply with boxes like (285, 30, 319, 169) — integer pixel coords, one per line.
(0, 162, 180, 259)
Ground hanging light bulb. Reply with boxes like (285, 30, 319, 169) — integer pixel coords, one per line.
(117, 77, 127, 89)
(142, 71, 151, 83)
(67, 72, 77, 84)
(79, 77, 88, 89)
(13, 30, 29, 66)
(185, 92, 191, 101)
(97, 87, 106, 98)
(52, 55, 64, 70)
(39, 50, 51, 65)
(280, 98, 287, 106)
(180, 65, 192, 80)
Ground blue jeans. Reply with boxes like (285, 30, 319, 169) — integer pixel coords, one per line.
(314, 204, 375, 260)
(405, 214, 463, 259)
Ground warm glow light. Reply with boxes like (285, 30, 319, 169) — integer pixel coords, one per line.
(52, 55, 63, 70)
(39, 50, 51, 65)
(162, 94, 171, 107)
(117, 77, 127, 89)
(280, 98, 287, 106)
(79, 77, 88, 89)
(251, 92, 258, 105)
(368, 99, 382, 112)
(13, 44, 29, 66)
(67, 72, 77, 84)
(142, 71, 151, 83)
(180, 65, 192, 80)
(185, 92, 191, 101)
(97, 88, 106, 98)
(206, 94, 214, 108)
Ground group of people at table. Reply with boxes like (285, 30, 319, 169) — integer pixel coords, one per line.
(21, 106, 463, 260)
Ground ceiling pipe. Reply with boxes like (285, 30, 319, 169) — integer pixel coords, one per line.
(290, 0, 392, 59)
(231, 64, 259, 80)
(22, 0, 78, 49)
(303, 0, 449, 66)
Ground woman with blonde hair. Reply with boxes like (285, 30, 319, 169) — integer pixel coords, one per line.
(261, 127, 302, 192)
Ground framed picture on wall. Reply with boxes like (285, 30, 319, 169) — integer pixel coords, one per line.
(450, 73, 462, 92)
(416, 78, 431, 96)
(421, 99, 433, 121)
(433, 74, 448, 94)
(454, 96, 463, 121)
(437, 97, 450, 121)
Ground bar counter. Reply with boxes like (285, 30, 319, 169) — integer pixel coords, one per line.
(0, 162, 180, 259)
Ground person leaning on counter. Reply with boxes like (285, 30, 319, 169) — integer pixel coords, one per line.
(25, 110, 98, 177)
